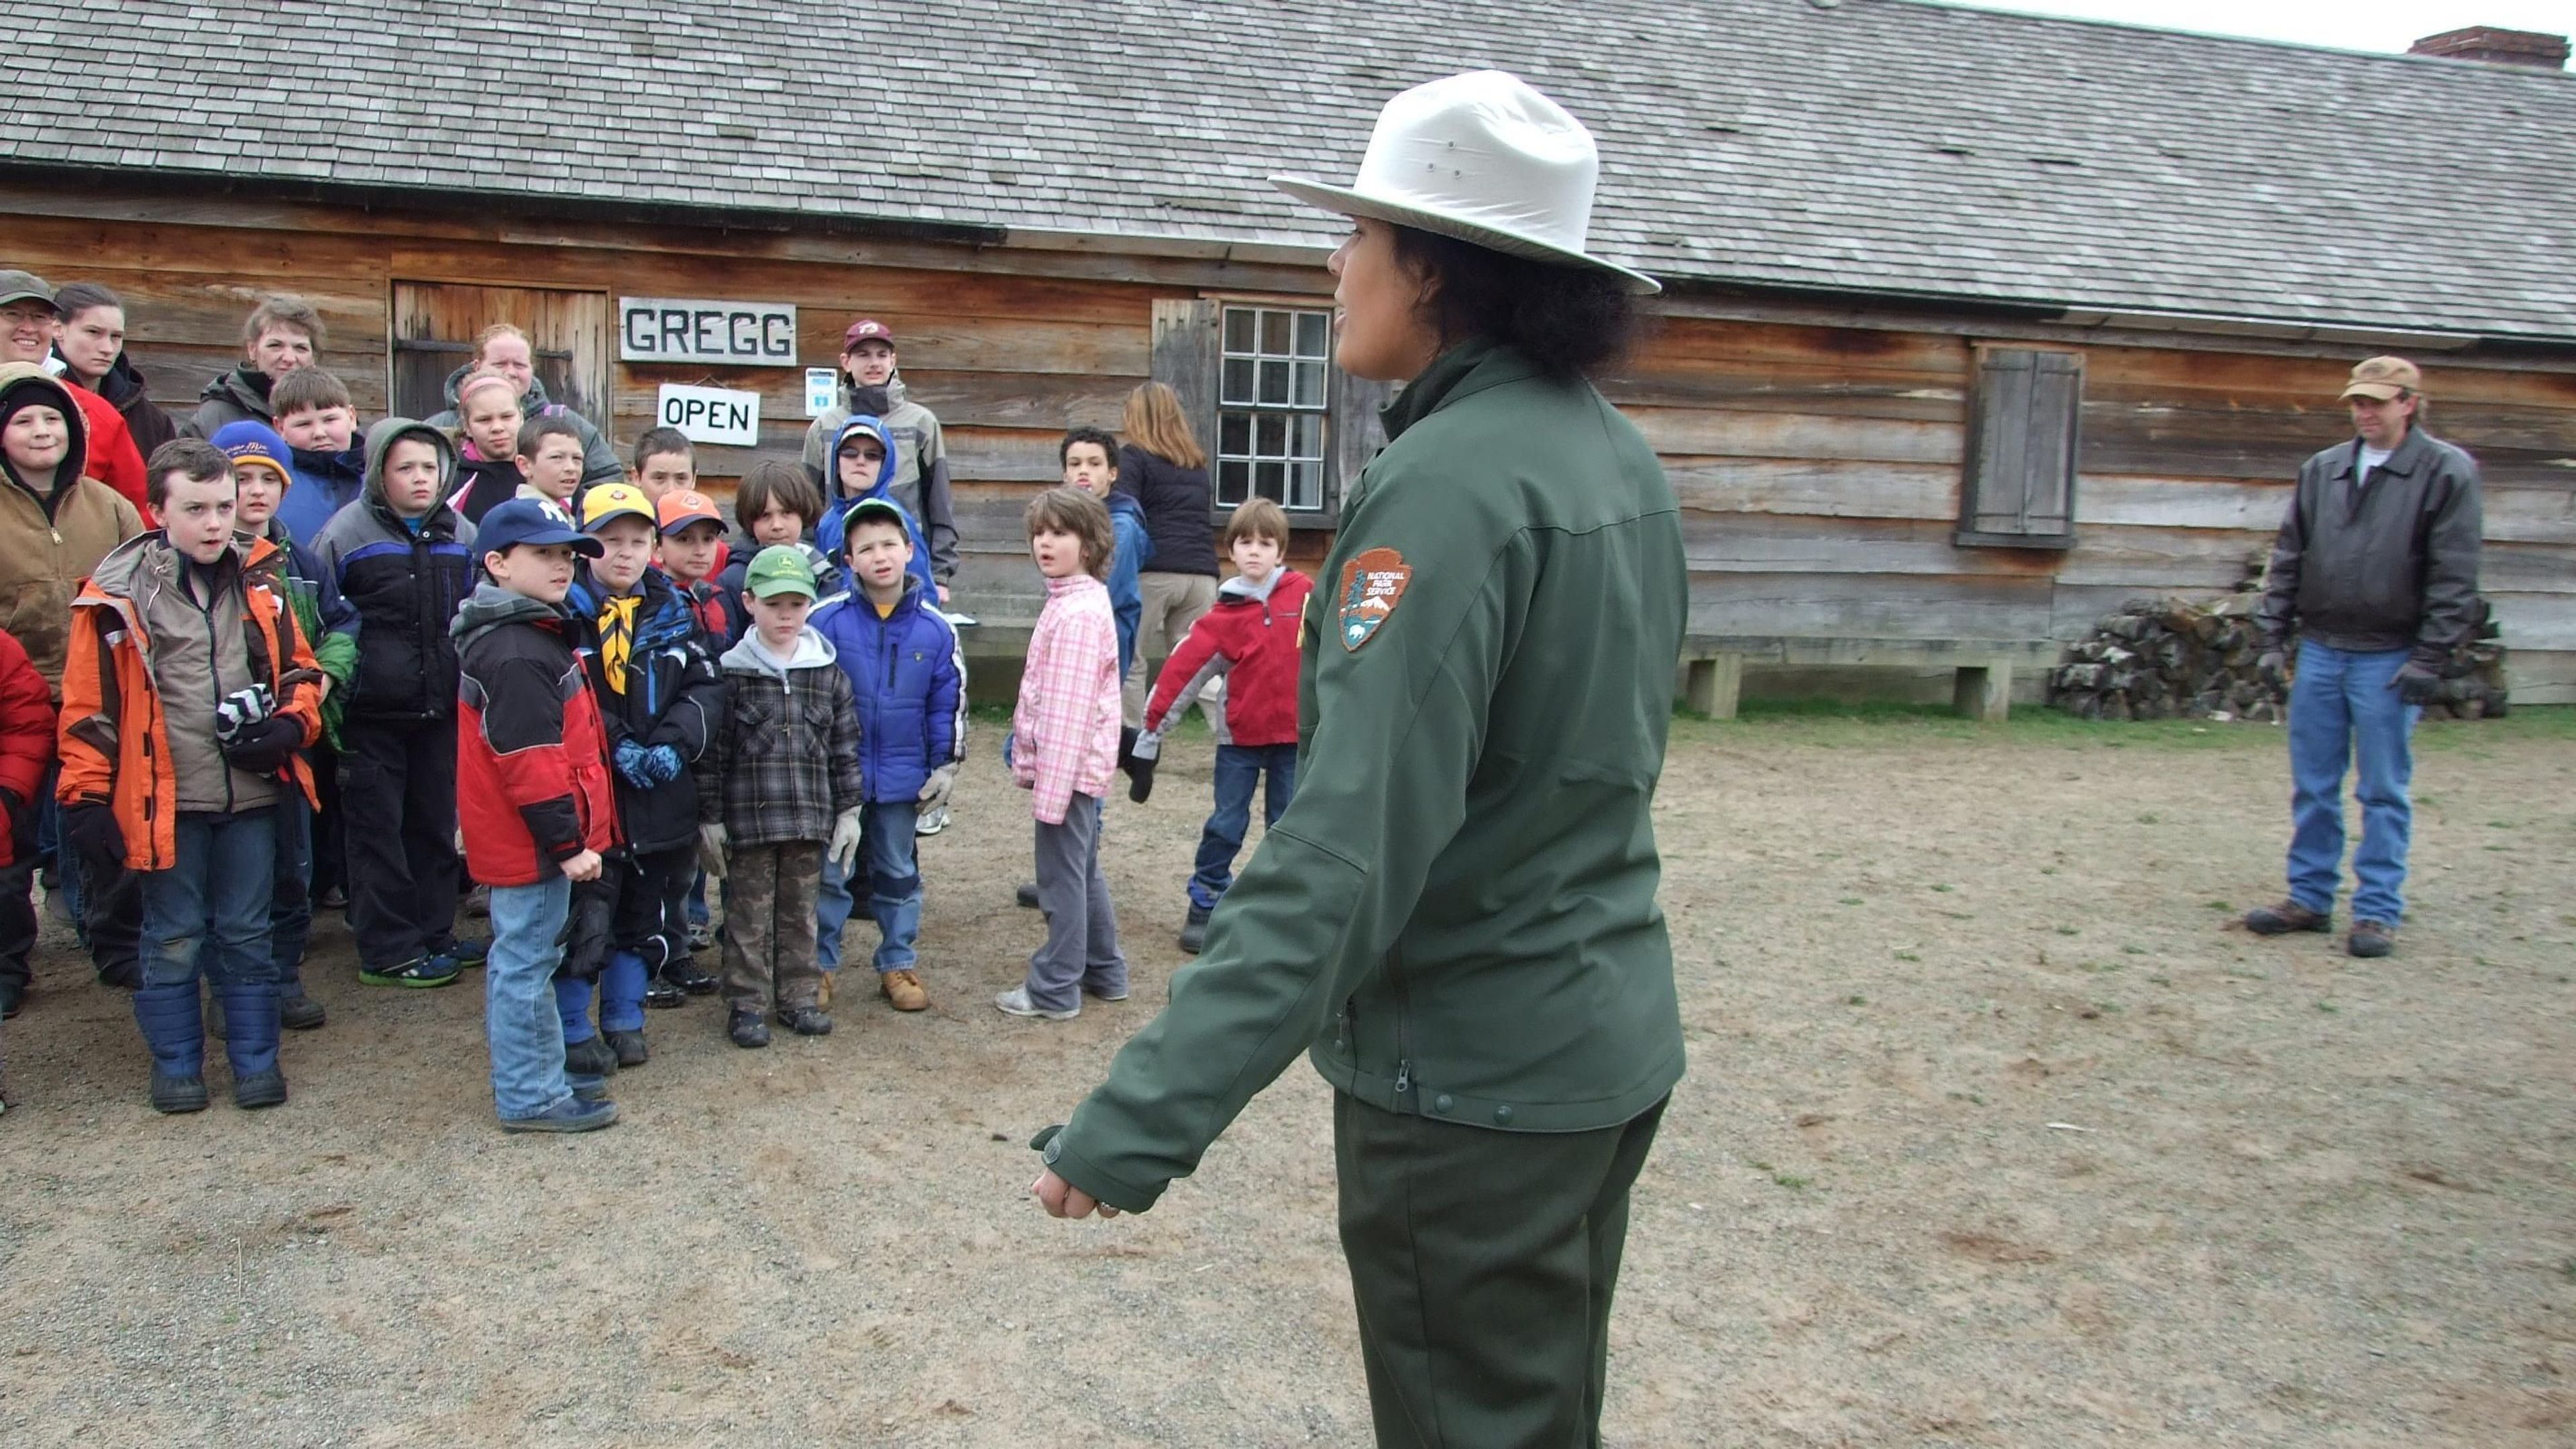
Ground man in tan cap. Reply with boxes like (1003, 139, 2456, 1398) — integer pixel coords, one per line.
(2245, 356, 2482, 958)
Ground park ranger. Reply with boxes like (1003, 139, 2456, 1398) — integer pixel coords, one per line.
(1030, 72, 1686, 1446)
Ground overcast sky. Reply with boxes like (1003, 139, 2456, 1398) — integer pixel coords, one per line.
(1936, 0, 2575, 52)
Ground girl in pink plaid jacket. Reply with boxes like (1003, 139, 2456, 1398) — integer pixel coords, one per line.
(998, 487, 1127, 1020)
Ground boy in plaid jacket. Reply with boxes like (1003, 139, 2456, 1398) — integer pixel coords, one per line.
(696, 546, 863, 1049)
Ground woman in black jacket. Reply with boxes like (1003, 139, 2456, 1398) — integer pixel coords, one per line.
(1114, 382, 1219, 724)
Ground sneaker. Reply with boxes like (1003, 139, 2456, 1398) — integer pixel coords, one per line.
(500, 1097, 619, 1134)
(433, 937, 490, 971)
(564, 1035, 619, 1079)
(728, 1010, 771, 1048)
(995, 985, 1079, 1021)
(2349, 920, 2398, 958)
(666, 957, 718, 996)
(915, 804, 950, 837)
(816, 972, 835, 1012)
(359, 955, 461, 988)
(463, 885, 491, 920)
(1083, 980, 1130, 1004)
(643, 975, 686, 1010)
(686, 920, 717, 952)
(2243, 900, 2330, 936)
(95, 959, 141, 990)
(150, 1071, 210, 1114)
(881, 969, 930, 1012)
(1015, 881, 1042, 910)
(780, 1005, 833, 1036)
(315, 884, 348, 912)
(233, 1068, 287, 1110)
(279, 988, 327, 1030)
(1179, 904, 1212, 955)
(570, 1079, 613, 1104)
(604, 1028, 649, 1068)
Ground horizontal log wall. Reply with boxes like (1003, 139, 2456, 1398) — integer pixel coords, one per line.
(7, 182, 2572, 702)
(1612, 313, 2576, 704)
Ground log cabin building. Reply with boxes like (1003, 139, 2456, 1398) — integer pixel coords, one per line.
(6, 0, 2572, 711)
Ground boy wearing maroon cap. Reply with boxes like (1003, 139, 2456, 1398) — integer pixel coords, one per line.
(800, 319, 958, 603)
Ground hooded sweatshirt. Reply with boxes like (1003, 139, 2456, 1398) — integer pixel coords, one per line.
(309, 419, 479, 722)
(818, 415, 938, 600)
(802, 375, 957, 584)
(1102, 490, 1153, 676)
(698, 627, 863, 847)
(42, 350, 155, 517)
(0, 363, 145, 695)
(423, 363, 624, 488)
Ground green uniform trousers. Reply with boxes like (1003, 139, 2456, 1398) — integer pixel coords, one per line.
(1334, 1091, 1668, 1448)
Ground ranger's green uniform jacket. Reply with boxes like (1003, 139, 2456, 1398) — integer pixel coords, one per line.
(1047, 340, 1688, 1212)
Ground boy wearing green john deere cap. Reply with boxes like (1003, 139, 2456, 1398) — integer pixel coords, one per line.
(696, 545, 863, 1049)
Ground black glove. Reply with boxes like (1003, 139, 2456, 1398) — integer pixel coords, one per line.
(2393, 662, 2443, 706)
(2256, 650, 2288, 692)
(553, 875, 619, 982)
(60, 800, 125, 874)
(1118, 726, 1157, 804)
(219, 714, 305, 776)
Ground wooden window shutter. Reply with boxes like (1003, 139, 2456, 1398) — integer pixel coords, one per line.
(1150, 298, 1222, 478)
(1956, 346, 2082, 549)
(1328, 365, 1393, 521)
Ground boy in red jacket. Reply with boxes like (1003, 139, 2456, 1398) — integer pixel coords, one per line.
(454, 500, 621, 1133)
(1138, 498, 1310, 953)
(0, 627, 50, 1104)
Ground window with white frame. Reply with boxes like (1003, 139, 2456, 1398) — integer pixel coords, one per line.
(1216, 305, 1332, 512)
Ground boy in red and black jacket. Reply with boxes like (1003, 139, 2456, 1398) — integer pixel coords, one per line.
(1139, 498, 1311, 953)
(453, 500, 621, 1134)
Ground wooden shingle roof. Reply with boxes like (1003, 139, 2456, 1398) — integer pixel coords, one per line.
(7, 0, 2574, 341)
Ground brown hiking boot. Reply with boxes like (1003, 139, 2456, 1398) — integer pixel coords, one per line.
(2245, 900, 2330, 936)
(816, 972, 835, 1011)
(881, 969, 929, 1012)
(2348, 920, 2397, 958)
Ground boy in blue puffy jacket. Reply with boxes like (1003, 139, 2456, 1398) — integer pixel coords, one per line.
(808, 498, 963, 1013)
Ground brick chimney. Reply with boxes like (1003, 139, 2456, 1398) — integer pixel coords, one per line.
(2408, 26, 2571, 68)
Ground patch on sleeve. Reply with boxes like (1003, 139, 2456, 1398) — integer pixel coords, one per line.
(1337, 547, 1412, 652)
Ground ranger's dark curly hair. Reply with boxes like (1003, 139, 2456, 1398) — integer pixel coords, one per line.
(1388, 225, 1641, 379)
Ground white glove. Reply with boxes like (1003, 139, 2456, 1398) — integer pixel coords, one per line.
(917, 763, 958, 812)
(826, 806, 864, 873)
(698, 822, 729, 879)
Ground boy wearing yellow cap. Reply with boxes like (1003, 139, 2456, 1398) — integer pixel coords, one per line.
(557, 484, 726, 1071)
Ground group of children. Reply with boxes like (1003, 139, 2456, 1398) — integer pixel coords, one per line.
(0, 328, 1317, 1134)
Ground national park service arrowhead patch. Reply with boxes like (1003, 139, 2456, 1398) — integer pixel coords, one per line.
(1338, 547, 1412, 652)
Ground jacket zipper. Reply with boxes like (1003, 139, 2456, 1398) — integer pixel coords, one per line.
(202, 586, 235, 814)
(1387, 941, 1414, 1108)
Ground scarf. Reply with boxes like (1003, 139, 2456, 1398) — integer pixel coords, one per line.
(595, 592, 641, 694)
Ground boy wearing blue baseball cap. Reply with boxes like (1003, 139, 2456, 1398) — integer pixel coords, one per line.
(453, 499, 622, 1132)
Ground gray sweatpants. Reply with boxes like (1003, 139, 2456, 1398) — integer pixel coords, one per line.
(1024, 794, 1125, 1013)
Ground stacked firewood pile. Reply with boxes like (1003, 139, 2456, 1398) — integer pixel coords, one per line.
(2049, 576, 2510, 723)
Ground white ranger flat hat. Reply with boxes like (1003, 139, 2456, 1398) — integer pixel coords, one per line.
(1271, 69, 1662, 296)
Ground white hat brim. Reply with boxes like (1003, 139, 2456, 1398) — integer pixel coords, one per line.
(1270, 176, 1662, 296)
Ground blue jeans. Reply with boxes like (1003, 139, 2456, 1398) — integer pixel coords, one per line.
(2287, 641, 2419, 924)
(817, 800, 922, 973)
(486, 876, 575, 1121)
(141, 809, 279, 989)
(1190, 744, 1299, 910)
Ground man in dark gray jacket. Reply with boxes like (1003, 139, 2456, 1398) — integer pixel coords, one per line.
(2245, 356, 2481, 958)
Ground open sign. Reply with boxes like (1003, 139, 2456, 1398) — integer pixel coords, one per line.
(657, 384, 762, 447)
(619, 297, 798, 365)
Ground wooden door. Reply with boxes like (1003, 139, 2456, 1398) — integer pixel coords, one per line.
(390, 282, 610, 426)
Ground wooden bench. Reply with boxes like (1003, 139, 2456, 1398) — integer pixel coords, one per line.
(1680, 635, 2061, 722)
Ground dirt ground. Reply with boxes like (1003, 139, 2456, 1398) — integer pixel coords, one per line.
(2, 706, 2572, 1448)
